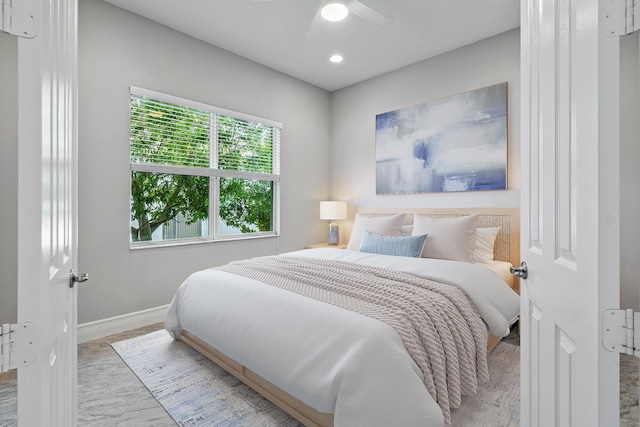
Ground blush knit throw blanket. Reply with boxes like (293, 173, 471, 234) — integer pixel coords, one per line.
(215, 256, 489, 426)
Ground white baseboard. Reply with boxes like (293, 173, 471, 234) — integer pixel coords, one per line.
(77, 305, 169, 344)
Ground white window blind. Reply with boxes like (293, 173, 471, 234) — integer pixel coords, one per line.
(130, 95, 211, 167)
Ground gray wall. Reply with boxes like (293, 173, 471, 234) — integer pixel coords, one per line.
(77, 0, 331, 323)
(0, 31, 18, 325)
(329, 29, 521, 239)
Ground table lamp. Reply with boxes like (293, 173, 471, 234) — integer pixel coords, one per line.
(320, 201, 347, 245)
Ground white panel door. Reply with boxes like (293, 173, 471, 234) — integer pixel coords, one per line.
(520, 0, 620, 425)
(17, 0, 79, 425)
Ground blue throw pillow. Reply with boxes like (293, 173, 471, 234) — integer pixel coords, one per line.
(359, 230, 428, 258)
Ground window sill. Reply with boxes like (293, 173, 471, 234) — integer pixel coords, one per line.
(130, 233, 279, 251)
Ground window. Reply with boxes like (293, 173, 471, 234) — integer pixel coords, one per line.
(130, 87, 281, 246)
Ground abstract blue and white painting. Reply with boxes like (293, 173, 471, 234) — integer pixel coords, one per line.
(375, 83, 507, 194)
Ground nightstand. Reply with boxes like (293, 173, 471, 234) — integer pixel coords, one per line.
(305, 242, 347, 249)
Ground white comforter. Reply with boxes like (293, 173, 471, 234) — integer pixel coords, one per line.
(165, 248, 520, 427)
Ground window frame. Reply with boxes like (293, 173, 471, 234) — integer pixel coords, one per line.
(129, 86, 281, 248)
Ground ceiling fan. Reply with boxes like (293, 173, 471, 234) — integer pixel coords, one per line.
(254, 0, 390, 37)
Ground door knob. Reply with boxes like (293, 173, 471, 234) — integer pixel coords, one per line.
(510, 261, 528, 280)
(69, 268, 89, 288)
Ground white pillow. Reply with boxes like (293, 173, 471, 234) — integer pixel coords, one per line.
(412, 214, 480, 262)
(346, 213, 405, 251)
(401, 224, 413, 235)
(474, 226, 501, 263)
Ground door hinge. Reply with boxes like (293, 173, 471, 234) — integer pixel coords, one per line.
(0, 322, 36, 373)
(602, 309, 640, 357)
(602, 0, 640, 37)
(0, 0, 38, 38)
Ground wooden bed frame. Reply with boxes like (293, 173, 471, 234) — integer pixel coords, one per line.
(177, 207, 520, 427)
(180, 331, 334, 427)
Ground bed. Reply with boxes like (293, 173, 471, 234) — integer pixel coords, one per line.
(165, 207, 521, 427)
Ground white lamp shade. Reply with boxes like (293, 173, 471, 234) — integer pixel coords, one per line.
(320, 201, 347, 220)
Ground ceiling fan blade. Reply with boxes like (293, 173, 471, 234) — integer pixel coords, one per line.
(304, 7, 325, 38)
(347, 0, 390, 27)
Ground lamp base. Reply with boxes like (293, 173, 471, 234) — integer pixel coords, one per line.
(327, 222, 339, 245)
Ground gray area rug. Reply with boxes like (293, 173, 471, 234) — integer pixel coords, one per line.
(113, 329, 523, 427)
(112, 330, 302, 427)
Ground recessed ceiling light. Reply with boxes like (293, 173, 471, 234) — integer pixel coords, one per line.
(321, 0, 349, 22)
(330, 54, 343, 63)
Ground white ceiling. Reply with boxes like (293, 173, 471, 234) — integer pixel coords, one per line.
(102, 0, 520, 92)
